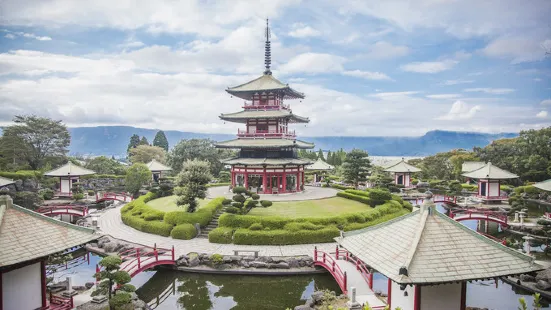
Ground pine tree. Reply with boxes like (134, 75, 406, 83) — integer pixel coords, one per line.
(153, 130, 169, 151)
(342, 149, 372, 188)
(326, 151, 332, 165)
(317, 149, 325, 161)
(139, 136, 149, 146)
(127, 134, 140, 155)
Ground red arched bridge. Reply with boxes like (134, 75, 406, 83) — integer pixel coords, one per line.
(314, 247, 386, 309)
(95, 192, 133, 203)
(37, 205, 89, 217)
(97, 244, 176, 279)
(450, 210, 509, 227)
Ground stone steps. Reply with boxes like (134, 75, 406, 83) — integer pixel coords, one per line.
(197, 206, 227, 239)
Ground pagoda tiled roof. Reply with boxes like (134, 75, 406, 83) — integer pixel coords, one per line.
(0, 195, 99, 267)
(226, 74, 304, 100)
(220, 109, 309, 123)
(215, 138, 314, 149)
(462, 161, 486, 173)
(305, 158, 334, 171)
(534, 179, 551, 192)
(337, 200, 543, 285)
(222, 157, 312, 166)
(146, 159, 172, 172)
(44, 162, 96, 177)
(384, 158, 421, 173)
(461, 162, 518, 180)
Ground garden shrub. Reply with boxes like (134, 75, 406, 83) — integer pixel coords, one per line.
(39, 188, 54, 200)
(231, 202, 243, 208)
(225, 207, 240, 214)
(233, 194, 246, 203)
(232, 186, 247, 194)
(222, 198, 232, 205)
(210, 253, 224, 265)
(368, 188, 392, 206)
(249, 223, 263, 230)
(109, 293, 132, 309)
(251, 193, 260, 200)
(87, 190, 95, 196)
(260, 200, 272, 207)
(402, 201, 413, 211)
(233, 227, 340, 245)
(245, 200, 258, 209)
(208, 227, 234, 244)
(73, 193, 85, 201)
(0, 171, 40, 181)
(461, 183, 478, 191)
(13, 191, 43, 210)
(283, 222, 322, 232)
(336, 192, 371, 205)
(206, 182, 231, 188)
(331, 184, 355, 190)
(171, 224, 197, 240)
(163, 197, 225, 227)
(143, 210, 165, 221)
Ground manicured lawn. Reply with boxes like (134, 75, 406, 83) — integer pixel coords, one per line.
(146, 195, 210, 212)
(248, 197, 370, 218)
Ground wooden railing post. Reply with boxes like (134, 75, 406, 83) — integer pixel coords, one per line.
(343, 272, 347, 291)
(314, 247, 318, 261)
(323, 252, 326, 264)
(155, 247, 158, 261)
(335, 245, 339, 259)
(369, 272, 373, 289)
(332, 260, 335, 272)
(95, 264, 100, 281)
(171, 246, 175, 261)
(137, 248, 141, 269)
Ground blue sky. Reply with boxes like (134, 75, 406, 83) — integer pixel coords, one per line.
(0, 0, 550, 136)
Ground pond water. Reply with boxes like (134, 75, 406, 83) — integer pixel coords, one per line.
(51, 203, 551, 310)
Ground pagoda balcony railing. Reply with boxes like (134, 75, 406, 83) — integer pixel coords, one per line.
(237, 129, 296, 139)
(242, 102, 290, 110)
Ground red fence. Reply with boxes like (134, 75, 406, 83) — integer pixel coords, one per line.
(433, 195, 457, 204)
(115, 244, 175, 278)
(95, 192, 133, 203)
(314, 247, 348, 294)
(36, 205, 88, 217)
(39, 295, 73, 310)
(450, 210, 508, 226)
(334, 247, 373, 290)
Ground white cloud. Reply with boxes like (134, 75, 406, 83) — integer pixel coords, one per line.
(342, 70, 393, 81)
(426, 94, 462, 99)
(288, 23, 321, 38)
(21, 33, 52, 41)
(441, 79, 475, 86)
(537, 111, 548, 118)
(279, 53, 345, 74)
(437, 100, 481, 120)
(541, 99, 551, 105)
(364, 41, 409, 59)
(481, 35, 551, 64)
(464, 88, 515, 94)
(401, 59, 458, 74)
(370, 91, 420, 98)
(5, 33, 15, 39)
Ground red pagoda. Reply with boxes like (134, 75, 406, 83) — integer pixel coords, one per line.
(215, 20, 314, 194)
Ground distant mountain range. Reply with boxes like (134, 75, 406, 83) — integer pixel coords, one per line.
(67, 126, 517, 157)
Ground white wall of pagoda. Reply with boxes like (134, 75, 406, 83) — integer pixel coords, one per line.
(389, 282, 465, 310)
(2, 262, 43, 310)
(390, 281, 415, 310)
(477, 179, 501, 199)
(394, 173, 412, 187)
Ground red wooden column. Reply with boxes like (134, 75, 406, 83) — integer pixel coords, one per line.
(387, 278, 392, 309)
(296, 172, 300, 191)
(262, 166, 267, 194)
(413, 285, 421, 310)
(231, 169, 235, 187)
(282, 166, 287, 193)
(301, 170, 305, 190)
(460, 282, 467, 310)
(40, 259, 47, 308)
(244, 170, 249, 189)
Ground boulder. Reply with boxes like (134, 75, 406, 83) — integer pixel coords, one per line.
(294, 306, 313, 310)
(72, 286, 87, 291)
(87, 242, 98, 249)
(243, 256, 256, 261)
(273, 262, 290, 269)
(218, 264, 232, 270)
(520, 274, 536, 282)
(85, 282, 94, 289)
(311, 291, 324, 304)
(250, 261, 268, 269)
(14, 180, 23, 191)
(102, 242, 119, 253)
(188, 255, 200, 267)
(286, 258, 300, 268)
(536, 280, 551, 291)
(97, 238, 111, 248)
(223, 256, 233, 263)
(132, 299, 147, 310)
(241, 261, 250, 268)
(22, 179, 38, 191)
(536, 268, 551, 282)
(298, 260, 306, 267)
(257, 256, 273, 263)
(177, 257, 189, 267)
(229, 255, 242, 262)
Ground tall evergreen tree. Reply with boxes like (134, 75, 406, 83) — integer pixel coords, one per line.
(317, 149, 325, 161)
(152, 130, 169, 151)
(342, 149, 372, 188)
(326, 151, 332, 165)
(139, 136, 149, 146)
(127, 134, 140, 154)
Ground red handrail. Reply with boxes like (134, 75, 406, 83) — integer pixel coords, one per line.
(334, 247, 373, 289)
(36, 205, 88, 217)
(314, 247, 348, 294)
(451, 210, 508, 224)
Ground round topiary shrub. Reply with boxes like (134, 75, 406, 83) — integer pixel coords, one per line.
(249, 223, 263, 230)
(233, 194, 246, 203)
(39, 189, 54, 200)
(222, 198, 232, 205)
(260, 200, 272, 207)
(226, 207, 240, 214)
(231, 202, 243, 208)
(251, 193, 260, 200)
(246, 200, 258, 209)
(232, 186, 247, 194)
(171, 223, 198, 240)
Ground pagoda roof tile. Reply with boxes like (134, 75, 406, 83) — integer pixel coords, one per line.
(44, 162, 95, 177)
(384, 158, 421, 173)
(462, 162, 518, 180)
(222, 157, 312, 166)
(215, 138, 314, 149)
(226, 74, 304, 100)
(220, 109, 309, 123)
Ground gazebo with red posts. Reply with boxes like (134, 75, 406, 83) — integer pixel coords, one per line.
(44, 162, 96, 197)
(461, 162, 518, 202)
(0, 195, 99, 310)
(306, 158, 334, 184)
(384, 158, 421, 188)
(146, 159, 172, 183)
(215, 20, 314, 194)
(336, 196, 543, 310)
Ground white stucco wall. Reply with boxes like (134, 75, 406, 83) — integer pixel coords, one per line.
(60, 178, 71, 193)
(405, 174, 411, 187)
(420, 283, 462, 310)
(390, 282, 415, 310)
(268, 125, 276, 132)
(249, 125, 256, 133)
(489, 181, 500, 197)
(2, 262, 42, 310)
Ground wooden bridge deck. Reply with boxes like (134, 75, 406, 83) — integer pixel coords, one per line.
(336, 260, 386, 308)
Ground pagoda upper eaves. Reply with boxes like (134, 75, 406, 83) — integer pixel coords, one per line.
(226, 74, 305, 101)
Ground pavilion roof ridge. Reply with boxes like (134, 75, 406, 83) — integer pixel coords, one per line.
(384, 158, 422, 173)
(44, 161, 96, 177)
(400, 208, 430, 280)
(461, 161, 518, 179)
(534, 179, 551, 192)
(0, 176, 15, 187)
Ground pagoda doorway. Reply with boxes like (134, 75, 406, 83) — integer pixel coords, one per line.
(267, 174, 281, 194)
(397, 174, 404, 185)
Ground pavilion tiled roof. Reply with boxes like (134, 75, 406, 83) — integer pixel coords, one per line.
(0, 176, 14, 187)
(337, 201, 543, 285)
(215, 138, 314, 149)
(222, 157, 312, 166)
(384, 158, 421, 173)
(534, 179, 551, 192)
(146, 159, 172, 172)
(462, 161, 486, 173)
(306, 158, 334, 171)
(0, 195, 99, 267)
(44, 162, 96, 177)
(462, 162, 518, 180)
(226, 74, 304, 100)
(220, 109, 309, 124)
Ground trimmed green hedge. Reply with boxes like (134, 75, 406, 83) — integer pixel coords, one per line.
(164, 197, 224, 227)
(0, 171, 39, 180)
(206, 182, 231, 188)
(331, 184, 355, 190)
(343, 209, 409, 231)
(337, 191, 371, 204)
(81, 174, 125, 179)
(233, 227, 340, 245)
(208, 227, 234, 244)
(121, 192, 172, 237)
(171, 224, 197, 240)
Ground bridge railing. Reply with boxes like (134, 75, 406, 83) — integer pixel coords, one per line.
(334, 246, 373, 289)
(36, 205, 88, 217)
(450, 209, 508, 225)
(314, 247, 348, 294)
(38, 295, 73, 310)
(433, 195, 457, 204)
(118, 245, 175, 277)
(95, 192, 133, 203)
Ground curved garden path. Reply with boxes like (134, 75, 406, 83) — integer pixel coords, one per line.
(207, 185, 338, 201)
(97, 205, 337, 258)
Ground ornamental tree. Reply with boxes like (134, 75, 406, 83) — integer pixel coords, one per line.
(127, 134, 140, 155)
(175, 159, 212, 212)
(153, 130, 169, 151)
(129, 145, 166, 164)
(342, 149, 372, 189)
(139, 136, 149, 146)
(92, 255, 135, 310)
(125, 163, 152, 197)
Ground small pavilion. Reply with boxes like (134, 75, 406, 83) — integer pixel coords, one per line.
(336, 197, 543, 310)
(0, 177, 14, 189)
(461, 161, 485, 183)
(534, 179, 551, 192)
(0, 195, 98, 310)
(384, 158, 421, 188)
(44, 162, 96, 197)
(462, 162, 518, 202)
(146, 159, 172, 182)
(306, 158, 334, 184)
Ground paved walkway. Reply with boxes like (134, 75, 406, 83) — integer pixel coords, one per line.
(337, 260, 386, 308)
(97, 206, 337, 258)
(207, 185, 338, 202)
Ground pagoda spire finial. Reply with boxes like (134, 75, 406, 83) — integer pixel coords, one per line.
(264, 18, 272, 75)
